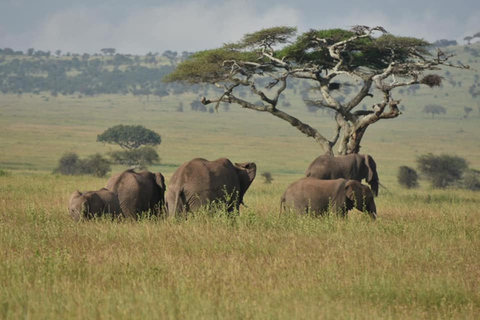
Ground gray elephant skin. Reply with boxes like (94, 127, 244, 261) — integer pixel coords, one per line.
(280, 177, 377, 219)
(305, 154, 379, 196)
(68, 188, 121, 221)
(165, 158, 257, 217)
(106, 169, 166, 219)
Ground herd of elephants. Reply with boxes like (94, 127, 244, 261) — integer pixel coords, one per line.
(68, 154, 379, 221)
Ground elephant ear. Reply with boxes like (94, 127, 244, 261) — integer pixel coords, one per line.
(69, 190, 82, 203)
(364, 154, 379, 196)
(344, 181, 357, 211)
(154, 172, 166, 190)
(235, 162, 257, 182)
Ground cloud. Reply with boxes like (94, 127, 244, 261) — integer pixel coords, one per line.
(29, 0, 302, 54)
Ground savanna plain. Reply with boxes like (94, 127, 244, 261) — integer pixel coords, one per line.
(1, 55, 480, 318)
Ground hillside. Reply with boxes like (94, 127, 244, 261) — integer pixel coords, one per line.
(0, 43, 480, 184)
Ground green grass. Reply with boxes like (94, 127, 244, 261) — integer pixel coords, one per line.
(1, 173, 479, 319)
(1, 45, 480, 318)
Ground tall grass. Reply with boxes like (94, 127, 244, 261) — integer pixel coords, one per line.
(1, 46, 479, 317)
(1, 173, 479, 319)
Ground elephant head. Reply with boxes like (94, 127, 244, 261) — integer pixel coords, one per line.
(345, 180, 377, 220)
(234, 162, 257, 205)
(360, 154, 379, 197)
(68, 190, 102, 221)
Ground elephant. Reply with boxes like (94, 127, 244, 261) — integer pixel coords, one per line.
(106, 169, 166, 219)
(68, 188, 121, 221)
(280, 178, 377, 219)
(165, 158, 257, 217)
(305, 153, 379, 196)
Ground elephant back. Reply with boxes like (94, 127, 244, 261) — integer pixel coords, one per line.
(106, 169, 165, 218)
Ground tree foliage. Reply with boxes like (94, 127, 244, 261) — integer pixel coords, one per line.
(422, 104, 446, 118)
(166, 25, 469, 155)
(97, 125, 161, 150)
(417, 154, 468, 188)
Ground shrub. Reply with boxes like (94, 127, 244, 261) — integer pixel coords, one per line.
(463, 169, 480, 191)
(53, 152, 80, 175)
(0, 169, 11, 177)
(417, 153, 468, 188)
(261, 172, 273, 184)
(397, 166, 419, 189)
(53, 152, 111, 177)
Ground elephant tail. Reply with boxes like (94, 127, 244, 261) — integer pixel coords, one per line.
(170, 188, 185, 218)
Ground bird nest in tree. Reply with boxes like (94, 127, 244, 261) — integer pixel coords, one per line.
(420, 74, 443, 88)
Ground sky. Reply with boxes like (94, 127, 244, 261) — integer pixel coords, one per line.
(1, 0, 479, 55)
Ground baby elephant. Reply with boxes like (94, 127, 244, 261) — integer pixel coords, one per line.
(68, 188, 121, 221)
(280, 178, 377, 219)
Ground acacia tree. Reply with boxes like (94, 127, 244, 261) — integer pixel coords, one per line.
(422, 104, 446, 119)
(166, 26, 470, 155)
(97, 125, 161, 168)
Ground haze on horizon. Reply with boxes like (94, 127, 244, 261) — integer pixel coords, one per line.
(1, 0, 479, 55)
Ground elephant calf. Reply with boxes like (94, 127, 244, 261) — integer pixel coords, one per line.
(166, 157, 257, 217)
(280, 178, 377, 219)
(68, 188, 121, 221)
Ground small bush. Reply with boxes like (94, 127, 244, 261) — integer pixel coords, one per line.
(417, 153, 468, 188)
(0, 169, 11, 177)
(261, 172, 273, 184)
(463, 169, 480, 191)
(53, 152, 111, 177)
(397, 166, 419, 189)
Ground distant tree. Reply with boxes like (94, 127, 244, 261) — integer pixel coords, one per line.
(153, 86, 169, 101)
(397, 166, 419, 189)
(97, 125, 161, 150)
(464, 106, 473, 118)
(432, 39, 458, 47)
(97, 125, 161, 169)
(100, 48, 116, 56)
(417, 153, 468, 188)
(27, 48, 34, 56)
(191, 100, 207, 112)
(422, 104, 446, 118)
(464, 36, 473, 45)
(162, 50, 178, 65)
(55, 50, 61, 57)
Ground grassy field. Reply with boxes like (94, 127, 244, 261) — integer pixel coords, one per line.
(1, 47, 480, 318)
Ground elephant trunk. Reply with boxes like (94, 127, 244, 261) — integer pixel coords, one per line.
(368, 202, 377, 220)
(369, 180, 379, 197)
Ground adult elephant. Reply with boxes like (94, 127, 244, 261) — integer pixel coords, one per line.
(165, 158, 257, 217)
(280, 178, 377, 219)
(106, 169, 166, 219)
(68, 188, 121, 221)
(305, 154, 379, 196)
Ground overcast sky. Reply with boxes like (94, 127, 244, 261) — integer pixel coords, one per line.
(1, 0, 479, 55)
